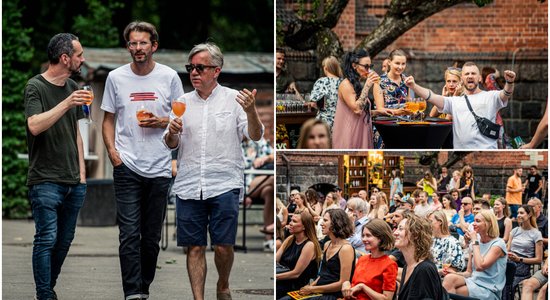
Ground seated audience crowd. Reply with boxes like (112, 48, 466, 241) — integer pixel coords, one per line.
(276, 165, 548, 299)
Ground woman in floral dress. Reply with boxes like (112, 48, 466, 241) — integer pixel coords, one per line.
(428, 211, 466, 275)
(308, 56, 343, 129)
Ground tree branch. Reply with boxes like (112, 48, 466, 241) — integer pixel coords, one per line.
(356, 0, 470, 56)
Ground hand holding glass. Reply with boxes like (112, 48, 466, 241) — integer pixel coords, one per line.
(171, 101, 186, 135)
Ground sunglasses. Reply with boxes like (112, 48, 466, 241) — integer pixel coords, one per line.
(185, 64, 217, 73)
(356, 63, 373, 70)
(447, 67, 462, 71)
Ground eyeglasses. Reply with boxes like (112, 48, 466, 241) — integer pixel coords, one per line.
(356, 63, 373, 70)
(185, 64, 217, 73)
(127, 41, 151, 49)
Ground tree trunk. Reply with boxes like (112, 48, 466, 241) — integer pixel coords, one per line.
(419, 151, 470, 175)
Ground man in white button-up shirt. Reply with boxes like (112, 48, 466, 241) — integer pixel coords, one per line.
(164, 42, 263, 300)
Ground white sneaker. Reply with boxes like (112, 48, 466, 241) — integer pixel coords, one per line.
(263, 240, 274, 252)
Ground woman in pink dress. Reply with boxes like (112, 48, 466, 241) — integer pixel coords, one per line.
(332, 50, 387, 149)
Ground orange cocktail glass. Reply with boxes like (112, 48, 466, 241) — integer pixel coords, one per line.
(172, 102, 186, 117)
(172, 100, 186, 135)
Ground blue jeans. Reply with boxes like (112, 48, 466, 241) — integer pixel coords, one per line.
(510, 204, 520, 218)
(30, 182, 86, 300)
(113, 163, 170, 298)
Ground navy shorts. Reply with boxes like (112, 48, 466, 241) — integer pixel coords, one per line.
(176, 189, 240, 247)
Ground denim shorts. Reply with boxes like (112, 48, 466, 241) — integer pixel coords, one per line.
(176, 189, 240, 246)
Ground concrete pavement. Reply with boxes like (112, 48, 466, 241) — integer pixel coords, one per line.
(2, 214, 274, 299)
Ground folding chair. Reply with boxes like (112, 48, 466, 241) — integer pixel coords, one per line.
(502, 260, 518, 299)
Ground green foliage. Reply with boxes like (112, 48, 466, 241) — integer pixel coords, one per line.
(72, 0, 124, 47)
(2, 0, 34, 218)
(206, 0, 273, 51)
(276, 20, 285, 47)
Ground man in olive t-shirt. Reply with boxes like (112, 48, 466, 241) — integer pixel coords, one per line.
(24, 33, 88, 300)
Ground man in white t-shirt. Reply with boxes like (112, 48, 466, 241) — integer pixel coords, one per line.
(101, 21, 184, 300)
(414, 191, 431, 217)
(404, 62, 516, 149)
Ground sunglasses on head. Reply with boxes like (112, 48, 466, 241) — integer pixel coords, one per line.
(185, 64, 217, 73)
(447, 67, 462, 71)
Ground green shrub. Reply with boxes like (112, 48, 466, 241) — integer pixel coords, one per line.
(2, 0, 34, 218)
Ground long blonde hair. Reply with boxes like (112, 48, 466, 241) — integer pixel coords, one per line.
(322, 55, 343, 78)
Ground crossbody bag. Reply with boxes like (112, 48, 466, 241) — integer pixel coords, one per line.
(464, 95, 500, 139)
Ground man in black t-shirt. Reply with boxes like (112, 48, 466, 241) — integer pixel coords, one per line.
(525, 165, 543, 201)
(24, 33, 88, 300)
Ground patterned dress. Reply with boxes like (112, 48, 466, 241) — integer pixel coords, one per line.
(241, 138, 273, 186)
(309, 77, 343, 129)
(431, 235, 466, 271)
(379, 74, 409, 109)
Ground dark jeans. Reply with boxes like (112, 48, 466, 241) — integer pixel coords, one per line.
(527, 191, 542, 201)
(113, 163, 170, 298)
(30, 182, 86, 300)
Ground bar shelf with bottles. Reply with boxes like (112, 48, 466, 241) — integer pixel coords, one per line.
(340, 152, 404, 198)
(275, 93, 317, 149)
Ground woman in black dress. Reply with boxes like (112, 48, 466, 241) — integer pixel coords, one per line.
(292, 209, 355, 300)
(276, 211, 321, 299)
(394, 213, 447, 299)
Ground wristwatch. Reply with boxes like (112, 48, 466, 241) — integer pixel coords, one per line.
(473, 241, 480, 246)
(520, 258, 524, 263)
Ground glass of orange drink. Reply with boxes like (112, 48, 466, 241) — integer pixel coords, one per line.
(136, 103, 152, 142)
(82, 85, 94, 123)
(172, 99, 187, 135)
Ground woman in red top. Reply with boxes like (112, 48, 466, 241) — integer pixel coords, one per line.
(341, 219, 398, 299)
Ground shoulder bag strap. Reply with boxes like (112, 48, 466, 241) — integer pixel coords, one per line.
(464, 95, 481, 121)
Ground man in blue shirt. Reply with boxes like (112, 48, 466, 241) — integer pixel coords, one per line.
(450, 197, 474, 236)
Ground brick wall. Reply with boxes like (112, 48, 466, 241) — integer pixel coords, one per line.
(333, 0, 356, 50)
(276, 151, 547, 201)
(344, 0, 548, 53)
(388, 2, 548, 53)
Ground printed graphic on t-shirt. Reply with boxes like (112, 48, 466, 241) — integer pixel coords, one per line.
(130, 92, 158, 101)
